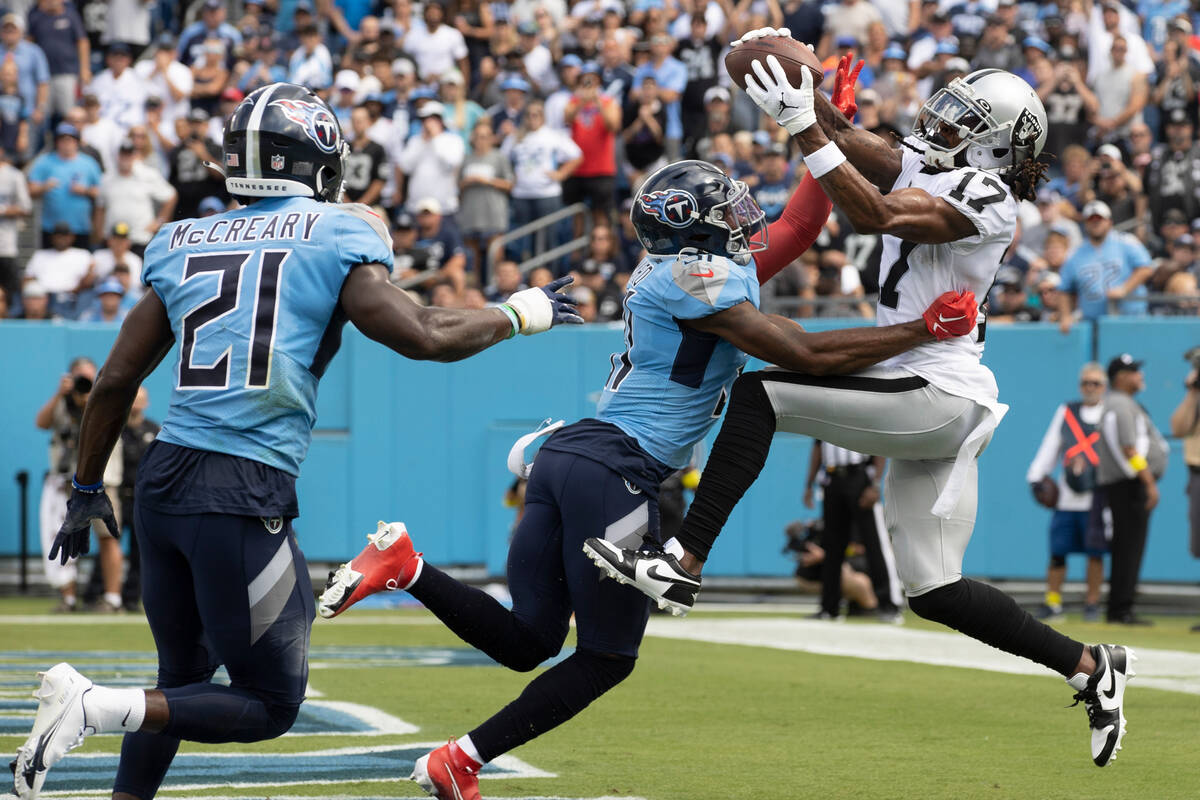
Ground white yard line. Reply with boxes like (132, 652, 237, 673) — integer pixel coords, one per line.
(646, 616, 1200, 695)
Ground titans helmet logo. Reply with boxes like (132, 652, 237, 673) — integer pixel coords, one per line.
(271, 98, 340, 153)
(638, 189, 699, 229)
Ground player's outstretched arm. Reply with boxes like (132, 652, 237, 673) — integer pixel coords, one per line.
(342, 263, 582, 362)
(75, 291, 175, 485)
(747, 56, 975, 243)
(684, 290, 976, 376)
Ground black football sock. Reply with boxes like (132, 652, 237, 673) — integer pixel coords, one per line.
(407, 563, 556, 671)
(675, 373, 777, 562)
(907, 578, 1085, 676)
(468, 649, 636, 762)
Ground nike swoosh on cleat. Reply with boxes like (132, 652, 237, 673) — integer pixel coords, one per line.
(645, 563, 697, 586)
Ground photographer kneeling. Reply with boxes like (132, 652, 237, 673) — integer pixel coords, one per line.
(784, 520, 879, 618)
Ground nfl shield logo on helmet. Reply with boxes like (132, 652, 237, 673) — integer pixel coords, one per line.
(638, 189, 699, 229)
(270, 153, 285, 171)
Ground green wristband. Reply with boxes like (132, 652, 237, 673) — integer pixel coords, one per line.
(499, 304, 521, 339)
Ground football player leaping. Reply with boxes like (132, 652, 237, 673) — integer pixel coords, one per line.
(317, 85, 980, 799)
(585, 31, 1135, 769)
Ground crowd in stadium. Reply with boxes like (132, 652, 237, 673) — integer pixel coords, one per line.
(0, 0, 1198, 322)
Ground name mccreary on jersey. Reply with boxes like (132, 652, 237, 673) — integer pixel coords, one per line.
(167, 211, 324, 250)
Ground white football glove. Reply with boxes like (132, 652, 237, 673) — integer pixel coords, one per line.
(729, 26, 793, 48)
(744, 54, 816, 136)
(502, 275, 584, 336)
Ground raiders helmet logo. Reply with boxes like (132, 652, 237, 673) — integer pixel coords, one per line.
(270, 154, 285, 171)
(638, 189, 699, 229)
(1013, 108, 1044, 147)
(271, 98, 341, 153)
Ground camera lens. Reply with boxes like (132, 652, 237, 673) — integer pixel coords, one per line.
(72, 375, 93, 394)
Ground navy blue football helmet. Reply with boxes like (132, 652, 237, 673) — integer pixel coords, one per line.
(223, 83, 347, 202)
(631, 159, 767, 265)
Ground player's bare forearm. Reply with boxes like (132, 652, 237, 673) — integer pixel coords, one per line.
(76, 292, 175, 484)
(342, 263, 510, 362)
(688, 302, 930, 376)
(813, 92, 902, 189)
(768, 315, 932, 374)
(794, 125, 975, 244)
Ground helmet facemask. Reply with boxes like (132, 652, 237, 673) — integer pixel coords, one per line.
(709, 181, 767, 265)
(914, 79, 1013, 172)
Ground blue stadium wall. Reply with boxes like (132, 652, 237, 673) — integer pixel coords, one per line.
(1, 317, 1196, 582)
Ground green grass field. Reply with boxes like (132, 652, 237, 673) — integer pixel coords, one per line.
(1, 596, 1198, 800)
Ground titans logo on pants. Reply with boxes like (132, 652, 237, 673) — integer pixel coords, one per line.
(638, 189, 699, 229)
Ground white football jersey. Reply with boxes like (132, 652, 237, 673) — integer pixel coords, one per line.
(876, 139, 1019, 407)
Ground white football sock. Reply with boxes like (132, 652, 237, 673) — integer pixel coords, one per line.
(82, 685, 146, 733)
(456, 734, 484, 766)
(663, 537, 685, 559)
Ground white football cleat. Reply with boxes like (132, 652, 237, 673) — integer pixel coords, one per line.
(582, 537, 700, 616)
(11, 663, 94, 799)
(1067, 643, 1136, 767)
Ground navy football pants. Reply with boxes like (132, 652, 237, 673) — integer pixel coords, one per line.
(113, 506, 314, 799)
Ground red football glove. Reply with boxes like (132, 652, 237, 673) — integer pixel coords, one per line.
(832, 53, 864, 120)
(923, 290, 978, 340)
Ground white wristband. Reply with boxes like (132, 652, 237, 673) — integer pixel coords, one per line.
(804, 141, 847, 179)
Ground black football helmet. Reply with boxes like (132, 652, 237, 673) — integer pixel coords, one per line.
(223, 82, 347, 202)
(631, 159, 767, 265)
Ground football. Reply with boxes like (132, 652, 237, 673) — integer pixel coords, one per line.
(724, 35, 823, 93)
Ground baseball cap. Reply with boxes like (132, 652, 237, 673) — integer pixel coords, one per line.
(1082, 200, 1111, 220)
(858, 88, 880, 106)
(97, 277, 125, 296)
(0, 13, 23, 30)
(294, 0, 314, 12)
(417, 100, 445, 118)
(392, 57, 415, 76)
(1037, 271, 1062, 290)
(1022, 37, 1051, 54)
(440, 69, 464, 86)
(934, 38, 959, 56)
(416, 197, 442, 215)
(203, 0, 223, 10)
(22, 280, 47, 299)
(1107, 353, 1143, 380)
(1164, 208, 1189, 226)
(1166, 108, 1191, 126)
(835, 35, 858, 49)
(393, 210, 415, 229)
(1173, 233, 1195, 248)
(560, 54, 583, 70)
(1170, 18, 1193, 33)
(334, 69, 360, 92)
(156, 31, 176, 48)
(931, 10, 950, 23)
(118, 138, 135, 153)
(517, 21, 537, 36)
(54, 122, 80, 139)
(1097, 143, 1123, 162)
(704, 86, 730, 104)
(198, 196, 225, 215)
(580, 61, 601, 75)
(188, 107, 211, 122)
(107, 41, 132, 56)
(110, 221, 131, 237)
(882, 44, 907, 61)
(499, 75, 531, 93)
(1048, 220, 1074, 238)
(994, 266, 1022, 287)
(766, 142, 787, 157)
(51, 221, 73, 235)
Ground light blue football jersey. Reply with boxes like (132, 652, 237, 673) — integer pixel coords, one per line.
(142, 197, 393, 475)
(597, 252, 759, 468)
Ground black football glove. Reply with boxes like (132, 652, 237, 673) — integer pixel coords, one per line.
(50, 488, 119, 565)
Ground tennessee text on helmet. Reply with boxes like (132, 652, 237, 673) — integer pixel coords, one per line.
(223, 82, 349, 202)
(631, 159, 767, 266)
(913, 69, 1047, 173)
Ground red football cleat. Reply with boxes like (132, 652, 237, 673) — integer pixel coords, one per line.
(411, 739, 481, 800)
(317, 521, 422, 619)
